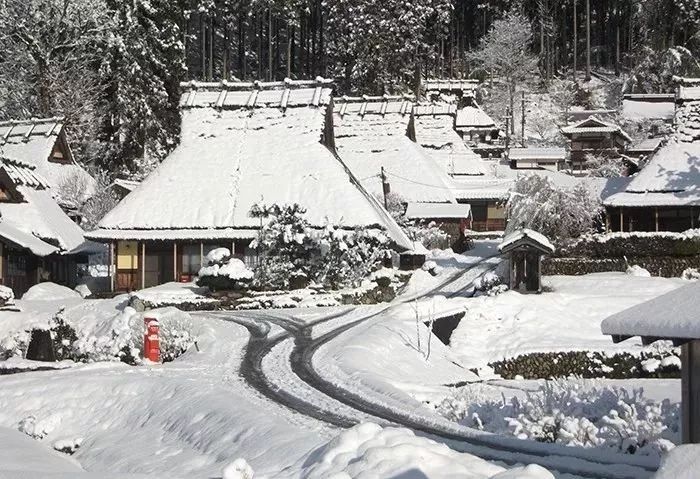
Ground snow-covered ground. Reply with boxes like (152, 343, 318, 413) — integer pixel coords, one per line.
(450, 273, 687, 367)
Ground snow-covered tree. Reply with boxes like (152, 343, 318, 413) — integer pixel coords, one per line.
(505, 175, 602, 242)
(468, 8, 538, 134)
(625, 46, 700, 94)
(549, 78, 577, 121)
(585, 153, 626, 179)
(0, 0, 112, 162)
(324, 0, 451, 93)
(102, 0, 188, 178)
(250, 203, 316, 290)
(79, 171, 118, 230)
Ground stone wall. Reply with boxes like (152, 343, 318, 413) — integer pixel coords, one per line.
(543, 256, 700, 277)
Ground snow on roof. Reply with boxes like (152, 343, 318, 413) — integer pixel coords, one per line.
(404, 202, 471, 219)
(604, 142, 700, 206)
(498, 228, 555, 254)
(676, 86, 700, 102)
(602, 281, 700, 342)
(423, 78, 478, 93)
(0, 220, 58, 256)
(561, 116, 633, 142)
(621, 100, 675, 121)
(627, 138, 664, 153)
(93, 98, 412, 250)
(455, 105, 496, 129)
(508, 148, 567, 161)
(333, 106, 456, 203)
(88, 227, 259, 241)
(411, 113, 487, 176)
(180, 78, 334, 109)
(0, 117, 95, 197)
(451, 177, 512, 201)
(623, 93, 675, 101)
(334, 95, 414, 117)
(111, 178, 140, 192)
(0, 159, 86, 255)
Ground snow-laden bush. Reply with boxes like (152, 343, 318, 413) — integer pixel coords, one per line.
(505, 175, 602, 243)
(681, 267, 700, 281)
(250, 203, 388, 291)
(22, 282, 81, 301)
(405, 221, 449, 250)
(0, 285, 14, 305)
(197, 247, 254, 291)
(436, 380, 679, 458)
(474, 271, 507, 296)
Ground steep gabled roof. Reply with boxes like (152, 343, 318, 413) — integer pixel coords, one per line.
(333, 97, 457, 204)
(561, 116, 632, 142)
(90, 80, 412, 249)
(499, 228, 555, 254)
(0, 117, 95, 201)
(0, 157, 86, 255)
(412, 105, 487, 176)
(604, 142, 700, 207)
(454, 103, 497, 129)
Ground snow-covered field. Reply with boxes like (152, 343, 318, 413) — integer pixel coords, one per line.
(450, 273, 688, 367)
(0, 245, 689, 478)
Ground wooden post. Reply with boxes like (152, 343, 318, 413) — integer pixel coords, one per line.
(173, 243, 178, 282)
(619, 208, 624, 233)
(655, 207, 660, 232)
(109, 242, 115, 292)
(681, 340, 700, 443)
(605, 210, 610, 232)
(200, 242, 205, 268)
(141, 242, 146, 290)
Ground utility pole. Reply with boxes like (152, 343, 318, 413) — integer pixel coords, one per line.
(585, 0, 591, 81)
(521, 91, 526, 147)
(504, 107, 512, 160)
(381, 166, 389, 209)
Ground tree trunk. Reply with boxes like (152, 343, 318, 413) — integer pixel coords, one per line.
(208, 16, 214, 81)
(200, 13, 206, 80)
(267, 10, 273, 81)
(287, 22, 292, 79)
(223, 24, 229, 80)
(585, 0, 591, 81)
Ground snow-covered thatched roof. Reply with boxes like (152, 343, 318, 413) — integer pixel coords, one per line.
(90, 81, 412, 250)
(0, 157, 86, 255)
(627, 138, 664, 154)
(602, 281, 700, 343)
(0, 117, 95, 200)
(455, 104, 497, 129)
(498, 228, 555, 254)
(621, 99, 674, 121)
(333, 97, 456, 204)
(561, 116, 632, 142)
(604, 142, 700, 207)
(411, 106, 487, 176)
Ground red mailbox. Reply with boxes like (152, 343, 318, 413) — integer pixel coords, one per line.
(143, 317, 160, 363)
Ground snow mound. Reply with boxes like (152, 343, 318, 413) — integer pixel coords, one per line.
(304, 422, 550, 478)
(22, 282, 81, 301)
(0, 285, 14, 304)
(205, 247, 231, 264)
(654, 444, 700, 479)
(626, 265, 651, 277)
(222, 458, 254, 479)
(74, 284, 91, 298)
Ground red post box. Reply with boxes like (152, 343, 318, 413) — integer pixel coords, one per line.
(143, 317, 160, 363)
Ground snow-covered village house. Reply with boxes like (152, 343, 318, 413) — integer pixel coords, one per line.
(603, 142, 700, 232)
(86, 79, 412, 292)
(561, 116, 632, 172)
(332, 96, 475, 246)
(0, 118, 95, 296)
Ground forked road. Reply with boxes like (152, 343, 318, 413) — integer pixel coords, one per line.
(202, 257, 659, 479)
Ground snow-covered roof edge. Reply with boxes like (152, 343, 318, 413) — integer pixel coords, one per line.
(498, 228, 555, 254)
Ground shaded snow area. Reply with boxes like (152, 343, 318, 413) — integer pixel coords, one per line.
(0, 320, 328, 478)
(449, 273, 686, 367)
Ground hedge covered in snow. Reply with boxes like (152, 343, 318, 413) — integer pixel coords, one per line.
(437, 380, 679, 458)
(558, 230, 700, 258)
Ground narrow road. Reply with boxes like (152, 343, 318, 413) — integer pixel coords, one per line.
(205, 257, 658, 479)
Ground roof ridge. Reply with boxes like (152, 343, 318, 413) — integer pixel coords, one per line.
(0, 116, 65, 128)
(181, 77, 333, 92)
(334, 94, 415, 103)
